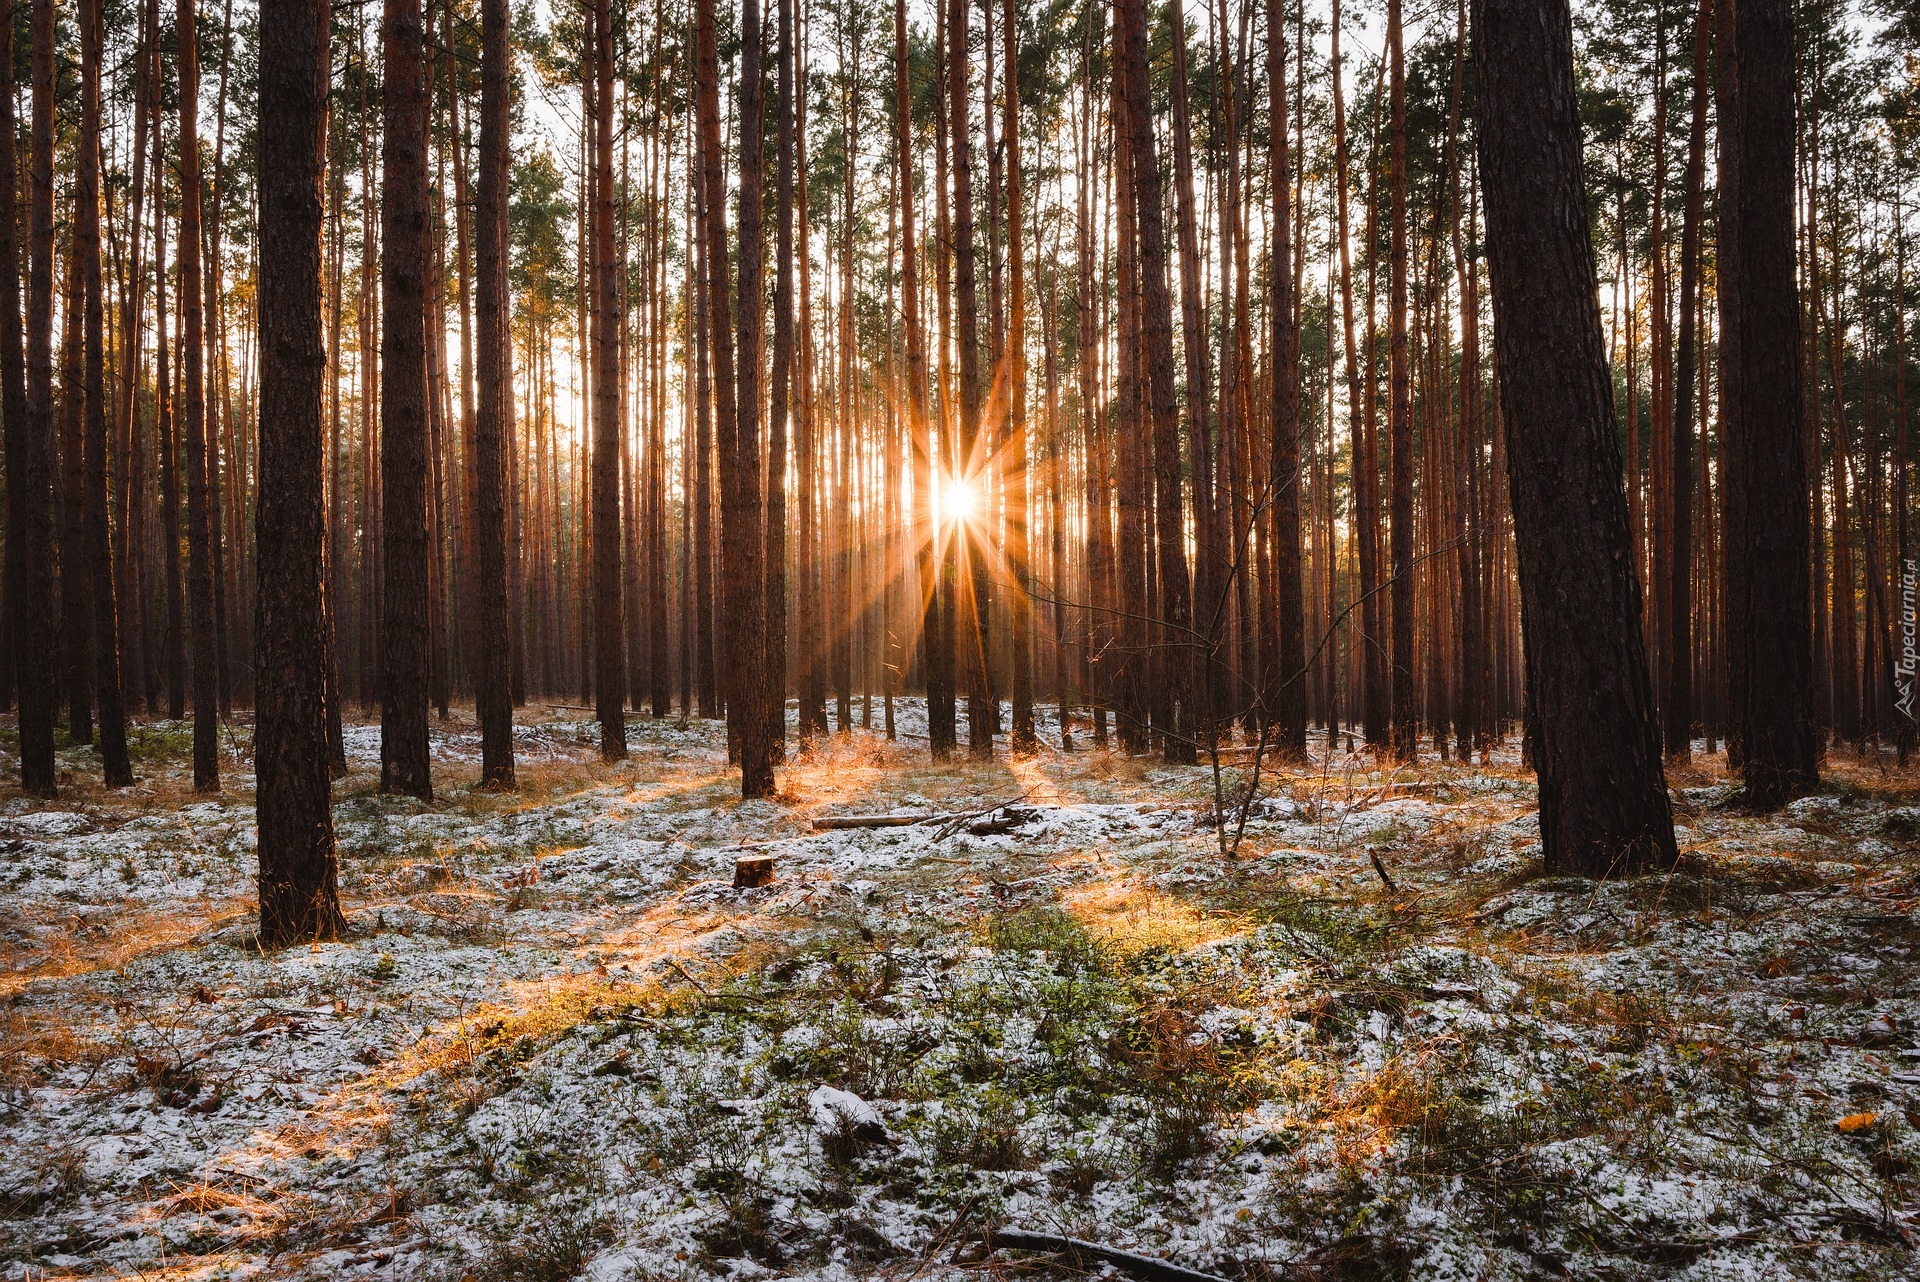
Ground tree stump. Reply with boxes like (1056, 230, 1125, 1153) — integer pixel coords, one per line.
(732, 855, 774, 889)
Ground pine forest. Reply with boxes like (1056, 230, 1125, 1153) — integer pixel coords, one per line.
(4, 0, 1920, 1274)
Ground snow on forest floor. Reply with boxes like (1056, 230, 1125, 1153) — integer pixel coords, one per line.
(5, 703, 1920, 1281)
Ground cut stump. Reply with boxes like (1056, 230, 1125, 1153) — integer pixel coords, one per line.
(733, 855, 775, 889)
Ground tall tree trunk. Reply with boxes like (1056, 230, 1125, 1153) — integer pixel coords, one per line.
(59, 229, 88, 745)
(181, 0, 221, 791)
(766, 0, 795, 759)
(1716, 0, 1816, 806)
(256, 0, 345, 945)
(114, 0, 153, 717)
(1474, 0, 1678, 875)
(1446, 0, 1483, 760)
(1667, 0, 1710, 758)
(1387, 0, 1416, 762)
(698, 0, 771, 796)
(207, 0, 238, 713)
(157, 116, 182, 722)
(692, 118, 716, 721)
(897, 0, 939, 764)
(1264, 0, 1302, 761)
(1114, 0, 1196, 762)
(1171, 0, 1217, 743)
(1004, 0, 1034, 754)
(590, 0, 626, 761)
(473, 0, 517, 786)
(79, 0, 131, 787)
(949, 0, 991, 760)
(380, 0, 433, 795)
(9, 0, 55, 793)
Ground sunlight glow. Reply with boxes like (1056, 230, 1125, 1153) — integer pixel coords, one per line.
(943, 476, 979, 526)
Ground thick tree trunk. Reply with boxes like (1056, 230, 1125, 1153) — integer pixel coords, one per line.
(1716, 0, 1816, 806)
(256, 0, 345, 946)
(474, 0, 516, 787)
(380, 0, 433, 796)
(1474, 0, 1678, 876)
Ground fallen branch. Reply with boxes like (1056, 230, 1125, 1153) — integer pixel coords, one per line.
(987, 1229, 1231, 1282)
(812, 796, 1034, 836)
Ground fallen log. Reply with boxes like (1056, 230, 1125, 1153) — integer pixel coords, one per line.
(986, 1229, 1231, 1282)
(809, 813, 929, 830)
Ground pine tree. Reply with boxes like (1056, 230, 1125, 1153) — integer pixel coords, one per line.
(380, 0, 434, 796)
(256, 0, 345, 946)
(1474, 0, 1679, 875)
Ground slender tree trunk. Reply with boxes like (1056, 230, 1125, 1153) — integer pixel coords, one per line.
(180, 0, 222, 791)
(767, 0, 794, 759)
(1474, 0, 1678, 875)
(60, 231, 89, 746)
(698, 0, 771, 796)
(692, 117, 716, 722)
(474, 0, 516, 786)
(1667, 0, 1710, 758)
(207, 0, 237, 713)
(1264, 0, 1302, 760)
(897, 0, 939, 764)
(379, 0, 433, 795)
(1171, 0, 1217, 744)
(1446, 0, 1483, 760)
(79, 0, 131, 787)
(157, 119, 182, 722)
(590, 0, 626, 761)
(1004, 0, 1034, 754)
(1387, 0, 1416, 762)
(9, 0, 55, 793)
(114, 0, 153, 717)
(256, 0, 345, 945)
(949, 0, 991, 760)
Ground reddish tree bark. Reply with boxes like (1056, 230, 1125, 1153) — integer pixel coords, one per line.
(181, 0, 221, 792)
(474, 0, 517, 787)
(380, 0, 434, 796)
(79, 0, 131, 787)
(256, 0, 345, 945)
(590, 0, 626, 761)
(7, 0, 55, 794)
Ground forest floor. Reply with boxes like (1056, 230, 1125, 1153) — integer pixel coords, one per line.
(4, 703, 1920, 1281)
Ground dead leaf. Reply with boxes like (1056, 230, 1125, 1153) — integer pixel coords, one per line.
(1838, 1112, 1879, 1133)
